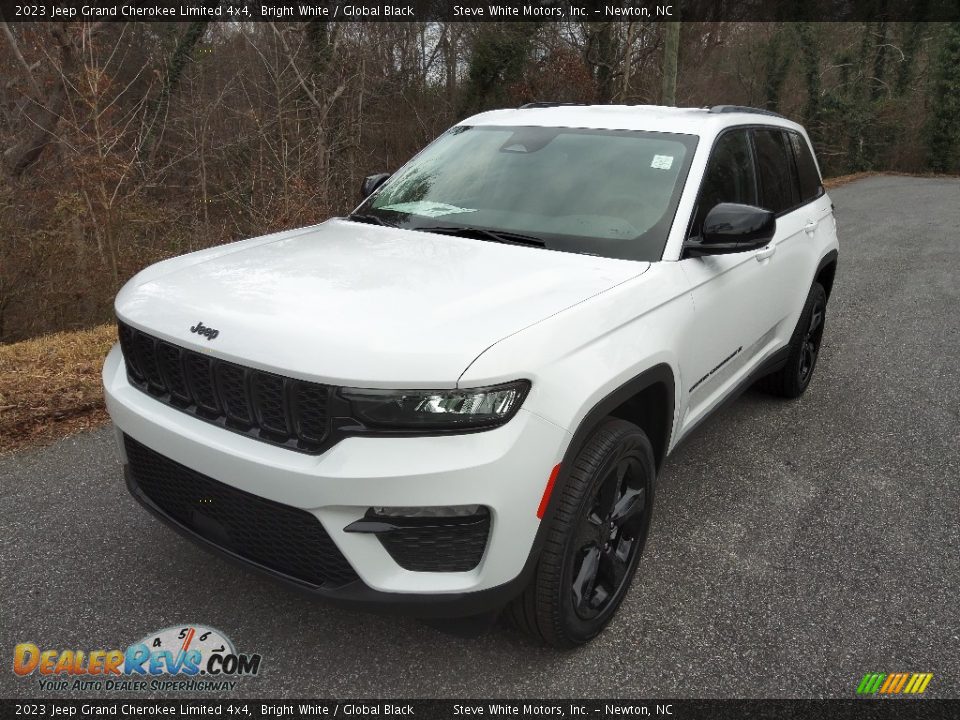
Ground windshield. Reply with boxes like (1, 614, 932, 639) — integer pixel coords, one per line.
(355, 125, 698, 262)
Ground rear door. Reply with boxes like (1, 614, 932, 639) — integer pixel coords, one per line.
(752, 127, 827, 346)
(787, 130, 835, 314)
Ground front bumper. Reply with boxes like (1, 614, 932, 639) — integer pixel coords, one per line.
(103, 344, 571, 615)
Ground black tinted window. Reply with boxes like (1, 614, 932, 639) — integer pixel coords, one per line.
(754, 129, 800, 214)
(691, 130, 757, 237)
(789, 132, 823, 202)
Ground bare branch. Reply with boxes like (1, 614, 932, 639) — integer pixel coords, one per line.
(0, 20, 42, 97)
(2, 23, 76, 179)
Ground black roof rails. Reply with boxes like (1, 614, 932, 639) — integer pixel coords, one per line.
(708, 105, 786, 119)
(519, 102, 591, 109)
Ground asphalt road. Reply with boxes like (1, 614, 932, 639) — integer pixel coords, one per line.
(2, 176, 958, 700)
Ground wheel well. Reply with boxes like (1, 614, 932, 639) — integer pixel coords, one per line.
(607, 382, 671, 470)
(815, 259, 837, 300)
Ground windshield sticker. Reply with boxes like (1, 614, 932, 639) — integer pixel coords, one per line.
(378, 201, 477, 218)
(651, 155, 674, 170)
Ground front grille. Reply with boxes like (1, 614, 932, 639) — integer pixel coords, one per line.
(118, 321, 331, 453)
(376, 511, 491, 572)
(124, 435, 358, 588)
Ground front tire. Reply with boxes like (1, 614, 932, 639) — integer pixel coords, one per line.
(758, 281, 827, 398)
(508, 418, 656, 648)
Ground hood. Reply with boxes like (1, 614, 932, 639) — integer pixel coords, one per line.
(115, 219, 649, 387)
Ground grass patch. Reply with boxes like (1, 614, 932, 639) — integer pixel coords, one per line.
(823, 171, 878, 189)
(823, 170, 960, 189)
(0, 324, 115, 455)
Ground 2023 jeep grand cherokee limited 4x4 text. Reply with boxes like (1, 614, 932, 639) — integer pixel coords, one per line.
(104, 104, 838, 647)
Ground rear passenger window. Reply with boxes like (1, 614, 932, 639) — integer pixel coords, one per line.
(753, 129, 800, 214)
(789, 132, 824, 203)
(690, 129, 757, 237)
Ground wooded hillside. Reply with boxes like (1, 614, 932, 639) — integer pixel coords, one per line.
(2, 20, 958, 342)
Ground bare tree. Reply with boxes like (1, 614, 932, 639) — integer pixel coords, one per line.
(2, 23, 76, 179)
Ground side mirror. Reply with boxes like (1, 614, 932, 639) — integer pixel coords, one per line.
(683, 202, 776, 257)
(360, 173, 390, 200)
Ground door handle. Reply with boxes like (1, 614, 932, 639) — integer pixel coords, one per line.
(755, 245, 776, 261)
(804, 220, 817, 236)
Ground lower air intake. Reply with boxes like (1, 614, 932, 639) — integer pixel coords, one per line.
(124, 435, 358, 588)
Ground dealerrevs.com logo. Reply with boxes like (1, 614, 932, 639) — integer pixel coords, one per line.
(13, 625, 262, 692)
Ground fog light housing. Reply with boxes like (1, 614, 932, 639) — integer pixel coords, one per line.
(347, 506, 491, 572)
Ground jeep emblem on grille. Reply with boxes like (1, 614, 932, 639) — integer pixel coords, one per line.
(190, 321, 219, 341)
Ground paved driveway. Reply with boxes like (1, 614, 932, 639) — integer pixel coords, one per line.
(2, 176, 958, 698)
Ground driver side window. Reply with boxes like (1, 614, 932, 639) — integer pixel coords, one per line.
(689, 130, 758, 237)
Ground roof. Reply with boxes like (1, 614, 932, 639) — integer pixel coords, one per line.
(461, 104, 805, 138)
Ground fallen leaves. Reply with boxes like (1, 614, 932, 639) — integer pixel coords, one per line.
(0, 324, 115, 455)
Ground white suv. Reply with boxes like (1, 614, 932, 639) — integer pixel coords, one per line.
(104, 104, 838, 647)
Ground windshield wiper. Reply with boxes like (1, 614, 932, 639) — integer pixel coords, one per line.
(415, 225, 546, 248)
(347, 213, 398, 228)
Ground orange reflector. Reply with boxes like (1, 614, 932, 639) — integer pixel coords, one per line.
(536, 464, 562, 519)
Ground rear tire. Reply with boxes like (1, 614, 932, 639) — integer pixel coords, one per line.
(508, 418, 656, 648)
(758, 282, 827, 399)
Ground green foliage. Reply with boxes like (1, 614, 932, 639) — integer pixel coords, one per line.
(793, 23, 821, 138)
(896, 8, 929, 95)
(305, 20, 333, 81)
(763, 27, 793, 112)
(459, 26, 533, 116)
(927, 22, 960, 172)
(813, 24, 903, 175)
(138, 21, 208, 161)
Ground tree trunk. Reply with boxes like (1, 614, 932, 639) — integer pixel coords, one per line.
(590, 23, 616, 103)
(896, 1, 930, 94)
(795, 23, 821, 139)
(871, 19, 891, 102)
(444, 24, 458, 109)
(763, 26, 792, 112)
(305, 19, 332, 85)
(2, 24, 74, 180)
(622, 22, 636, 101)
(137, 21, 208, 163)
(661, 22, 680, 106)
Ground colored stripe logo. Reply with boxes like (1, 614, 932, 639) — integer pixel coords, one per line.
(857, 672, 933, 695)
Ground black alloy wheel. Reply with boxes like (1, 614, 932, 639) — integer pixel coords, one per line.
(757, 281, 828, 398)
(508, 418, 656, 648)
(798, 292, 826, 386)
(570, 450, 649, 620)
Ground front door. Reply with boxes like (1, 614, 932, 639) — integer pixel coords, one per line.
(677, 128, 782, 433)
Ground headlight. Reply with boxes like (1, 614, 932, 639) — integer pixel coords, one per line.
(340, 380, 530, 430)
